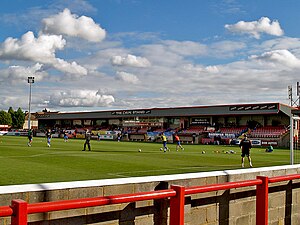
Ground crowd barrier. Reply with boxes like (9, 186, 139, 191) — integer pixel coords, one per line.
(0, 173, 299, 225)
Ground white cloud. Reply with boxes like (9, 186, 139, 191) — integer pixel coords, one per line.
(183, 64, 219, 74)
(111, 54, 151, 67)
(0, 31, 87, 75)
(0, 63, 47, 84)
(136, 40, 207, 67)
(250, 49, 300, 69)
(259, 37, 300, 53)
(1, 5, 298, 112)
(225, 17, 284, 39)
(0, 31, 65, 61)
(205, 65, 219, 73)
(49, 90, 115, 107)
(162, 40, 207, 56)
(209, 40, 246, 57)
(42, 8, 106, 42)
(54, 58, 88, 75)
(115, 71, 139, 84)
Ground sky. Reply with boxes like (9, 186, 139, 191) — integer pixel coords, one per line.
(0, 0, 300, 113)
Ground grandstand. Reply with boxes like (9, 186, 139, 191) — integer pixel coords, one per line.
(31, 102, 299, 148)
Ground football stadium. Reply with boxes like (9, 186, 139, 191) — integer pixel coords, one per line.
(29, 102, 299, 148)
(1, 102, 300, 224)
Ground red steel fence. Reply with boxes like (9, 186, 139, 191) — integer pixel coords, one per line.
(0, 173, 300, 225)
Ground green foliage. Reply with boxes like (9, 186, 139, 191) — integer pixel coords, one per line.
(8, 107, 14, 115)
(8, 107, 16, 127)
(14, 108, 25, 128)
(0, 136, 291, 186)
(4, 107, 25, 128)
(0, 110, 12, 125)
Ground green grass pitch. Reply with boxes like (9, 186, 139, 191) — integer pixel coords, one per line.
(0, 136, 292, 186)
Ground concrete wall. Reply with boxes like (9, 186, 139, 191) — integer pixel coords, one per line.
(1, 165, 300, 225)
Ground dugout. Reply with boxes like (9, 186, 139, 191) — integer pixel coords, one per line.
(35, 102, 297, 147)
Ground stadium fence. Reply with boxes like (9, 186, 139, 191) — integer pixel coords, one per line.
(0, 173, 300, 225)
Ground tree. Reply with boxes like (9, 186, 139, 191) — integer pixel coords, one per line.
(8, 107, 14, 115)
(14, 108, 25, 128)
(8, 107, 16, 127)
(0, 110, 12, 125)
(5, 107, 25, 129)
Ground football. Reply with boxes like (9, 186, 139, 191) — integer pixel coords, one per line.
(138, 149, 142, 152)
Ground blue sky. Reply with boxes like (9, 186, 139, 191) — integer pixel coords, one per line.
(0, 0, 300, 112)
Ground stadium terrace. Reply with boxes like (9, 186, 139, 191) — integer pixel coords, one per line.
(25, 102, 299, 148)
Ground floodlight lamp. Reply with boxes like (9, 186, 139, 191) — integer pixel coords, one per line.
(28, 77, 35, 84)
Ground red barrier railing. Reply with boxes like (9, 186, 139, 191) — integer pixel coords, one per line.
(0, 173, 299, 225)
(185, 179, 262, 195)
(268, 173, 300, 183)
(0, 206, 13, 217)
(28, 189, 176, 214)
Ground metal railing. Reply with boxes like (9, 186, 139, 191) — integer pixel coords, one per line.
(0, 174, 300, 225)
